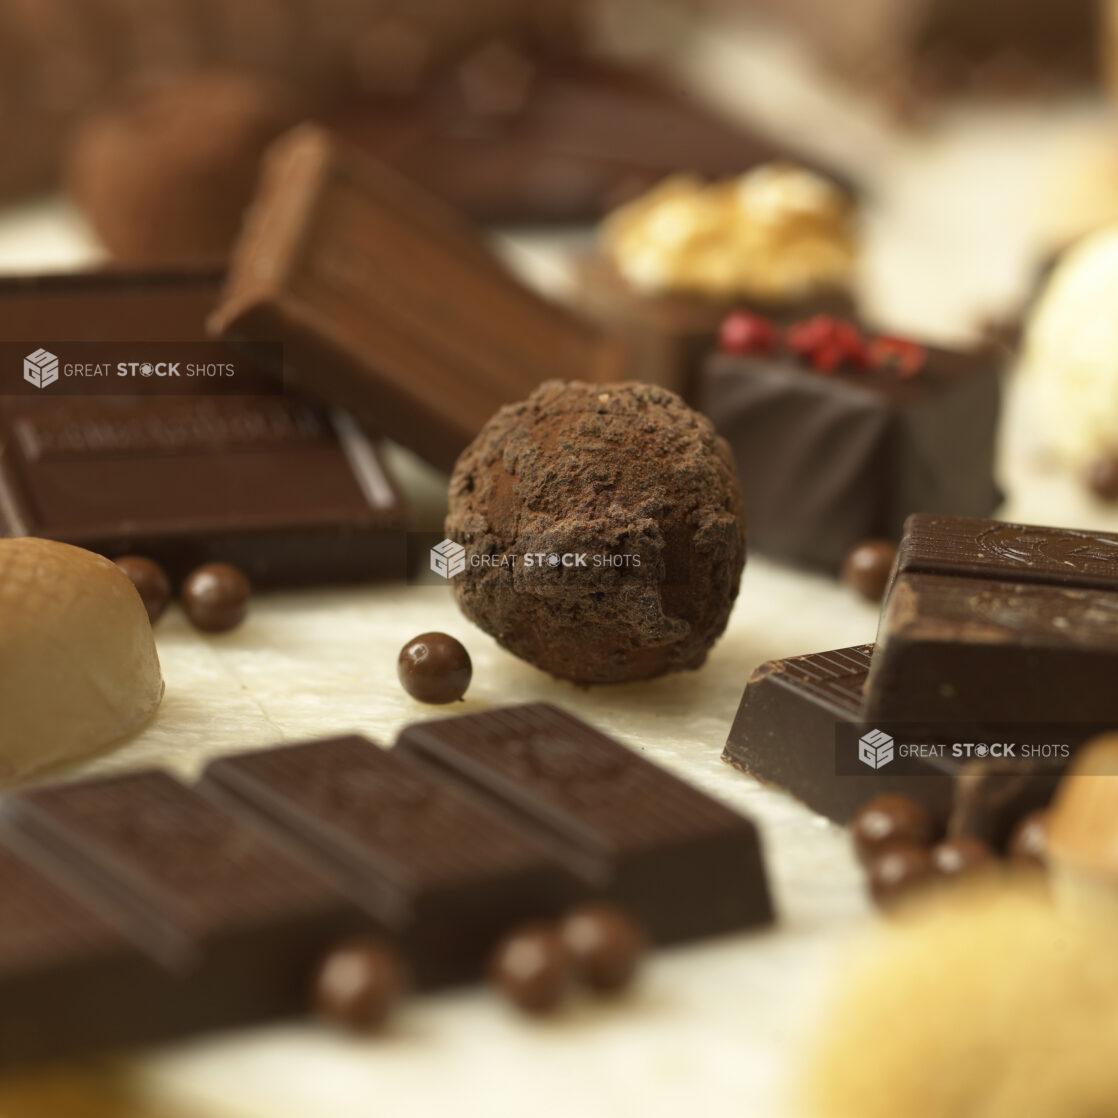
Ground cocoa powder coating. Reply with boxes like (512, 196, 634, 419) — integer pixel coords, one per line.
(446, 380, 746, 683)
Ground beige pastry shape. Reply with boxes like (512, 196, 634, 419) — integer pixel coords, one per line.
(0, 538, 163, 779)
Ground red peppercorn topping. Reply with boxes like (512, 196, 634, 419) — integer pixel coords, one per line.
(719, 310, 778, 356)
(870, 335, 928, 378)
(785, 315, 870, 372)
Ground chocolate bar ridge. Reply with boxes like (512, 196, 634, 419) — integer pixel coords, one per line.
(395, 702, 774, 941)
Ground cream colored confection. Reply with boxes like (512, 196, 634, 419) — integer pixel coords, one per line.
(0, 538, 164, 780)
(805, 881, 1118, 1118)
(1021, 225, 1118, 468)
(600, 162, 857, 301)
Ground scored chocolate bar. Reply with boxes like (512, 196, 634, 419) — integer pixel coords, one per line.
(209, 125, 625, 472)
(700, 333, 1003, 571)
(723, 644, 1062, 843)
(201, 736, 584, 988)
(0, 270, 409, 585)
(0, 771, 368, 1064)
(395, 702, 774, 941)
(866, 514, 1118, 723)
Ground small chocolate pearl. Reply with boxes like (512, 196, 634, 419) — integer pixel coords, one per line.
(397, 632, 472, 704)
(490, 923, 572, 1015)
(931, 836, 997, 878)
(559, 904, 647, 993)
(867, 842, 936, 908)
(313, 939, 408, 1033)
(850, 795, 938, 864)
(1007, 811, 1049, 868)
(1086, 456, 1118, 501)
(114, 555, 171, 623)
(841, 540, 899, 603)
(181, 562, 252, 633)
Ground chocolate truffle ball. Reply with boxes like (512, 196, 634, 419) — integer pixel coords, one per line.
(66, 72, 304, 264)
(851, 795, 938, 865)
(559, 904, 646, 993)
(445, 381, 746, 684)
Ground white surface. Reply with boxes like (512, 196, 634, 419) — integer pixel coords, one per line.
(5, 57, 1118, 1118)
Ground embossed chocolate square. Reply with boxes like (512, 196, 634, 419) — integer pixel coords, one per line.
(395, 702, 774, 943)
(700, 323, 1003, 571)
(867, 514, 1118, 723)
(0, 268, 409, 586)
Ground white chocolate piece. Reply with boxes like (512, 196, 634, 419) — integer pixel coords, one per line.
(0, 538, 163, 779)
(1021, 226, 1118, 468)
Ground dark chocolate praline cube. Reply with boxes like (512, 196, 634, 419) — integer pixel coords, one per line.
(700, 340, 1003, 571)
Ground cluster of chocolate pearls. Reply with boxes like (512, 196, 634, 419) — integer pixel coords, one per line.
(312, 904, 647, 1032)
(850, 794, 1049, 909)
(115, 556, 253, 633)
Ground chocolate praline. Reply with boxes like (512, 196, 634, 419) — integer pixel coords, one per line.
(181, 563, 252, 633)
(445, 380, 746, 684)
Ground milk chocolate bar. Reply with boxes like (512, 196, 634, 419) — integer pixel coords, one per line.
(395, 702, 774, 940)
(209, 126, 625, 472)
(700, 332, 1002, 571)
(0, 270, 409, 585)
(202, 736, 584, 988)
(867, 515, 1118, 723)
(723, 644, 1062, 843)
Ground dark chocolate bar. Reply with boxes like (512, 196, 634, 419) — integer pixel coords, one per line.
(0, 270, 409, 586)
(209, 125, 625, 472)
(330, 61, 855, 224)
(0, 842, 174, 1068)
(723, 644, 1062, 843)
(700, 334, 1002, 571)
(395, 702, 774, 941)
(867, 514, 1118, 723)
(1, 771, 368, 1059)
(201, 736, 584, 987)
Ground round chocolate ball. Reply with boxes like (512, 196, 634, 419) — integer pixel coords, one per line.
(490, 923, 572, 1015)
(1086, 456, 1118, 501)
(559, 904, 646, 993)
(931, 836, 997, 879)
(1007, 811, 1049, 868)
(114, 555, 172, 624)
(181, 563, 252, 633)
(867, 843, 936, 909)
(313, 938, 408, 1033)
(841, 540, 898, 603)
(445, 381, 746, 684)
(850, 795, 938, 865)
(66, 72, 304, 264)
(397, 632, 472, 704)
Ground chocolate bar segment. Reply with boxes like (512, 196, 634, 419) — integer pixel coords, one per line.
(395, 702, 774, 941)
(0, 843, 176, 1069)
(868, 574, 1118, 724)
(700, 341, 1002, 571)
(2, 772, 367, 1033)
(202, 736, 584, 987)
(332, 62, 854, 224)
(0, 269, 408, 586)
(210, 125, 624, 471)
(723, 644, 1062, 842)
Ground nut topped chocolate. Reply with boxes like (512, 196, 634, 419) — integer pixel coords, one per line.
(445, 380, 746, 684)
